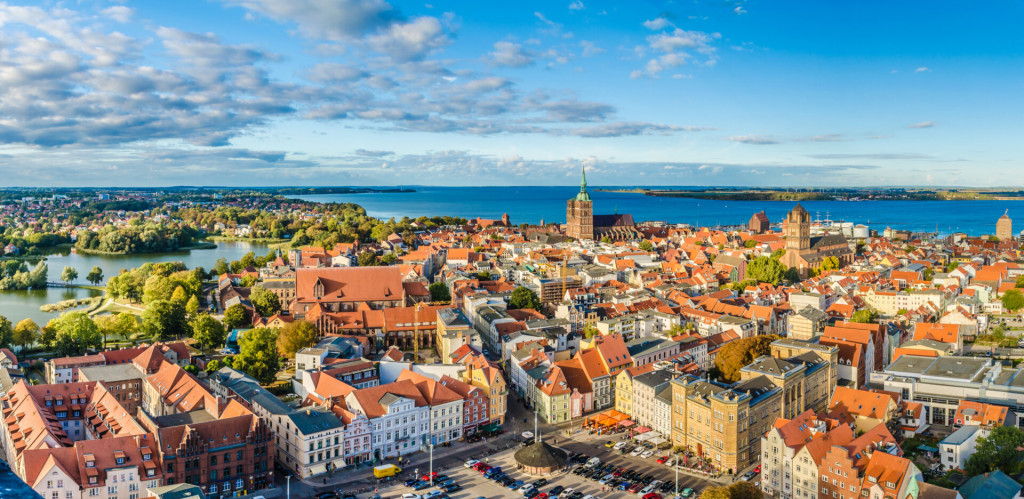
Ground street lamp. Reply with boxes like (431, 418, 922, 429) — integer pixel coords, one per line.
(428, 442, 435, 487)
(285, 475, 290, 499)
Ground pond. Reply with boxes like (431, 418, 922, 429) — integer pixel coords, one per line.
(0, 241, 269, 326)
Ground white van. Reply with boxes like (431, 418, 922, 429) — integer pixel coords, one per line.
(640, 485, 657, 495)
(585, 457, 601, 468)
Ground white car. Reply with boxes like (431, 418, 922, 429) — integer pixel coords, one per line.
(599, 474, 615, 484)
(402, 495, 421, 499)
(614, 441, 628, 450)
(630, 447, 644, 457)
(651, 480, 663, 488)
(664, 458, 676, 466)
(641, 485, 657, 495)
(561, 489, 576, 498)
(464, 459, 479, 468)
(641, 450, 655, 459)
(520, 484, 536, 495)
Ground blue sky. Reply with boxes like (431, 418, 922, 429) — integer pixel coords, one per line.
(0, 0, 1020, 186)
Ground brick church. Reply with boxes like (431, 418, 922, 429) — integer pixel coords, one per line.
(565, 167, 638, 241)
(781, 203, 854, 278)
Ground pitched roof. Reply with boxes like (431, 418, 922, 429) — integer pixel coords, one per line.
(396, 370, 463, 406)
(347, 379, 427, 418)
(296, 266, 404, 303)
(828, 386, 895, 420)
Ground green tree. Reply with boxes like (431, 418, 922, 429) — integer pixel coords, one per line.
(190, 313, 227, 352)
(947, 262, 960, 272)
(747, 256, 787, 285)
(233, 328, 280, 383)
(965, 425, 1024, 475)
(13, 318, 39, 351)
(1002, 289, 1024, 312)
(712, 334, 780, 383)
(60, 265, 78, 285)
(819, 256, 841, 272)
(86, 266, 104, 286)
(783, 267, 800, 283)
(185, 295, 200, 316)
(0, 315, 11, 349)
(276, 320, 318, 357)
(639, 240, 654, 251)
(239, 274, 259, 287)
(222, 303, 249, 331)
(699, 485, 732, 499)
(429, 282, 451, 303)
(477, 271, 491, 281)
(1016, 275, 1024, 288)
(250, 286, 281, 317)
(600, 236, 612, 244)
(49, 312, 102, 356)
(508, 286, 542, 311)
(140, 299, 188, 341)
(743, 239, 757, 248)
(380, 253, 398, 265)
(358, 251, 379, 266)
(850, 310, 877, 323)
(107, 313, 138, 343)
(583, 325, 601, 339)
(205, 359, 223, 374)
(39, 325, 56, 350)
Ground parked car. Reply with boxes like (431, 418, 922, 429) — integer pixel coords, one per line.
(509, 480, 525, 490)
(641, 450, 655, 459)
(642, 494, 663, 499)
(464, 459, 479, 468)
(630, 447, 644, 457)
(682, 488, 695, 497)
(614, 441, 628, 450)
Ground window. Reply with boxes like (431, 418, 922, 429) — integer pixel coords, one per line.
(237, 478, 244, 489)
(210, 470, 218, 480)
(210, 455, 217, 466)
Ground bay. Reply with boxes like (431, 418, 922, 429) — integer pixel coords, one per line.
(0, 241, 268, 326)
(292, 186, 1023, 236)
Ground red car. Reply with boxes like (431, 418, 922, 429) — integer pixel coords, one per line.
(753, 465, 762, 474)
(421, 472, 438, 481)
(643, 494, 663, 499)
(472, 463, 487, 471)
(656, 456, 669, 464)
(478, 465, 492, 473)
(536, 494, 549, 499)
(629, 483, 645, 493)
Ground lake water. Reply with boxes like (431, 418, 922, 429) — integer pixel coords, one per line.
(293, 186, 1024, 236)
(0, 241, 268, 326)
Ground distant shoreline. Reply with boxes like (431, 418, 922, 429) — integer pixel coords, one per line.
(596, 188, 1024, 202)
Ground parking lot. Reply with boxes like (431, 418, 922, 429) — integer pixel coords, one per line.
(388, 438, 718, 499)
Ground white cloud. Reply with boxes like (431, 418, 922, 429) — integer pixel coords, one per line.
(569, 1, 585, 11)
(643, 18, 671, 30)
(636, 29, 720, 77)
(915, 66, 930, 73)
(579, 40, 604, 57)
(488, 41, 534, 67)
(908, 121, 935, 129)
(727, 135, 779, 145)
(101, 6, 134, 23)
(365, 16, 450, 61)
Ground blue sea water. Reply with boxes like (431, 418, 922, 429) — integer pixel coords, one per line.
(292, 187, 1024, 237)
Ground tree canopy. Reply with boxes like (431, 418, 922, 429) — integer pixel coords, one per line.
(699, 481, 762, 499)
(509, 286, 542, 311)
(0, 315, 11, 350)
(0, 261, 47, 290)
(233, 328, 280, 384)
(965, 425, 1024, 475)
(49, 311, 102, 356)
(850, 309, 877, 323)
(1002, 289, 1024, 312)
(61, 266, 78, 284)
(250, 286, 281, 317)
(86, 266, 104, 286)
(190, 313, 227, 352)
(96, 313, 138, 344)
(140, 299, 188, 341)
(13, 318, 39, 350)
(222, 303, 249, 331)
(747, 256, 787, 285)
(429, 282, 451, 303)
(713, 334, 780, 383)
(277, 320, 318, 357)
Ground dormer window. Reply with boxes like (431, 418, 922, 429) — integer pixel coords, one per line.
(314, 278, 325, 298)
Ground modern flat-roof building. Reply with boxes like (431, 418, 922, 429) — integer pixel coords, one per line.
(870, 355, 1024, 426)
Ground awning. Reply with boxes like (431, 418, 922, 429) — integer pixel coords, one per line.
(332, 458, 347, 469)
(634, 426, 651, 434)
(646, 431, 663, 440)
(308, 464, 328, 476)
(618, 420, 635, 427)
(635, 433, 653, 442)
(649, 437, 668, 446)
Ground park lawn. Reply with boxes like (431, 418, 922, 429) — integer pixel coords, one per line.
(90, 299, 146, 317)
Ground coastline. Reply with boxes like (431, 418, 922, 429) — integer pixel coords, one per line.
(593, 188, 1019, 202)
(73, 241, 217, 256)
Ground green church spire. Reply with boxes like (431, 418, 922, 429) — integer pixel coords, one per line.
(575, 165, 591, 201)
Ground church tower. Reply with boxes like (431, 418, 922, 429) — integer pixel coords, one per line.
(997, 210, 1013, 241)
(785, 203, 811, 251)
(566, 166, 594, 240)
